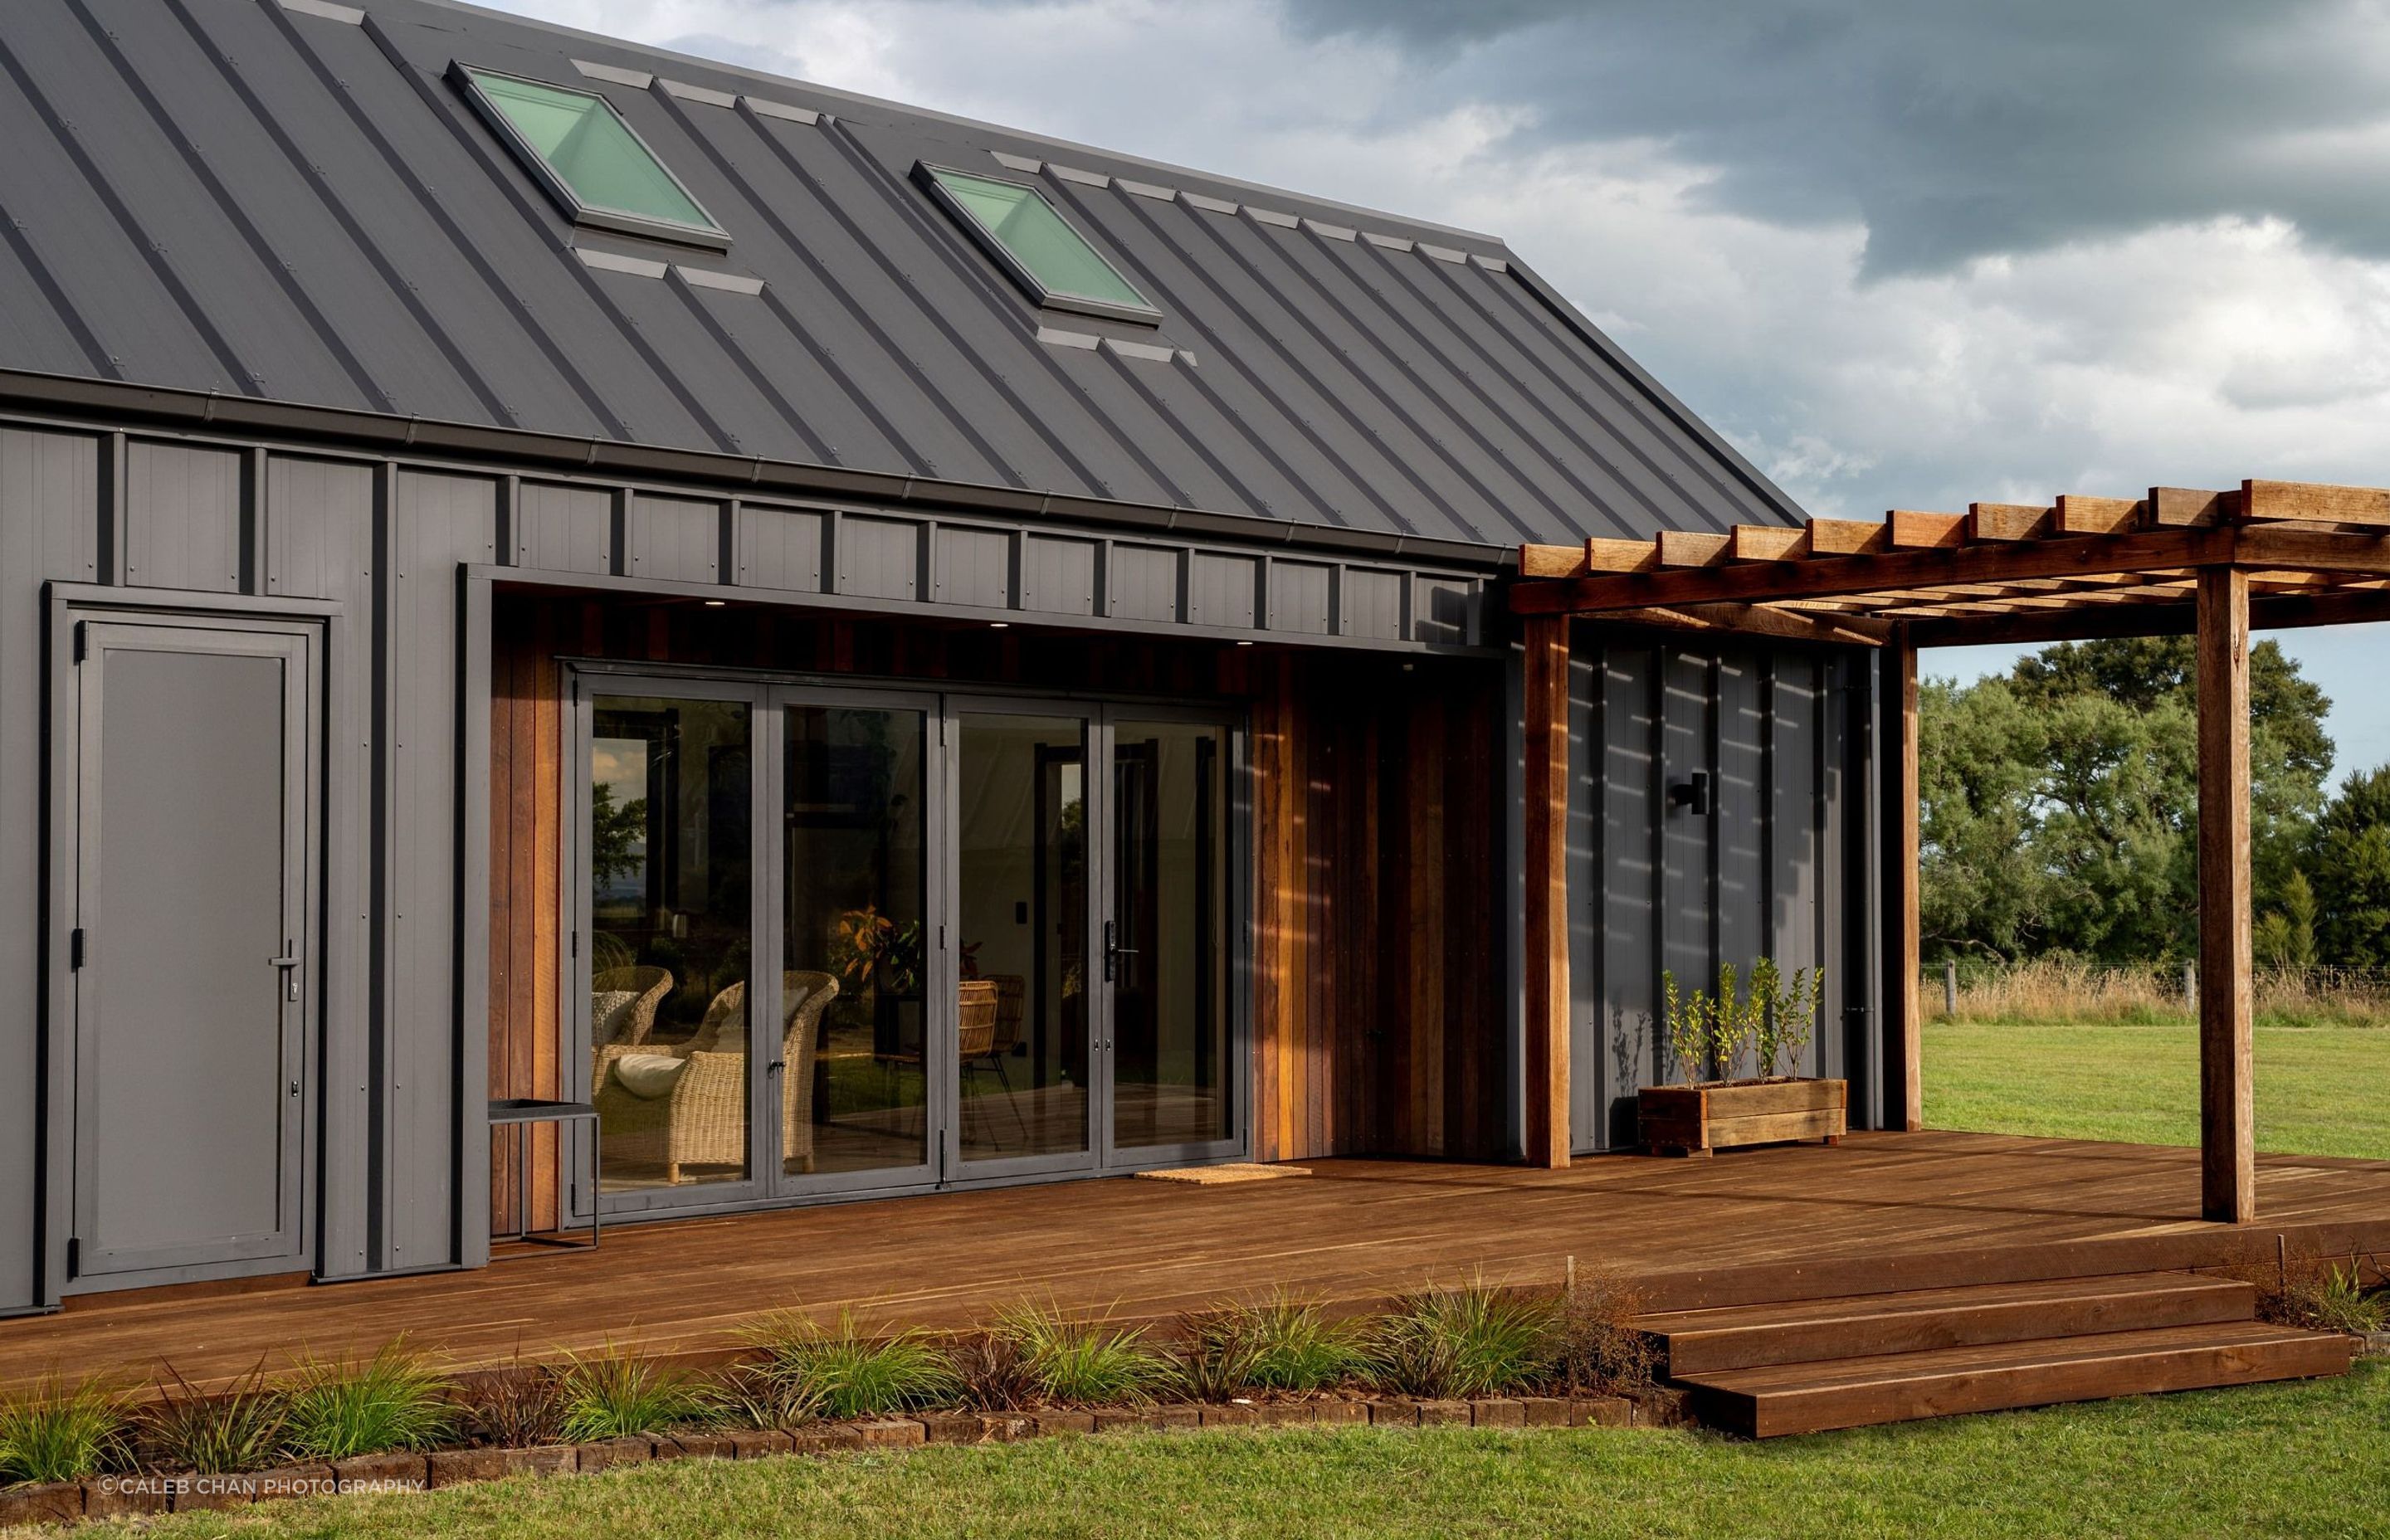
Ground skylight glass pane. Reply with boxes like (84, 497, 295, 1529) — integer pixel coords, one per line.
(930, 168, 1153, 313)
(466, 69, 718, 236)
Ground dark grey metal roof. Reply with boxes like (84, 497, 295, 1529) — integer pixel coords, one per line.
(0, 0, 1808, 548)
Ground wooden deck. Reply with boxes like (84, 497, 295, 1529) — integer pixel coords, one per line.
(7, 1131, 2387, 1392)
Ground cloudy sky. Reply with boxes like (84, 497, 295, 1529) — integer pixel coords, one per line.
(490, 0, 2390, 777)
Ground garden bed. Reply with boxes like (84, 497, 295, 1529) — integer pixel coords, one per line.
(0, 1277, 1670, 1529)
(0, 1389, 1691, 1528)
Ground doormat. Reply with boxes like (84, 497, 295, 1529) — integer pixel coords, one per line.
(1133, 1163, 1311, 1185)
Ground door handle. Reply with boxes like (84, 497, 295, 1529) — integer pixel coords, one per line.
(270, 949, 300, 1003)
(1102, 920, 1138, 982)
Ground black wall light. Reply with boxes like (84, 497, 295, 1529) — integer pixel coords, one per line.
(1669, 769, 1713, 815)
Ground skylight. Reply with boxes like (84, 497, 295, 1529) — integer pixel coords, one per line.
(455, 65, 729, 250)
(920, 165, 1160, 324)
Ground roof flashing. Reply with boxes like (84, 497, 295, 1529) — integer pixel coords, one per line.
(456, 62, 730, 251)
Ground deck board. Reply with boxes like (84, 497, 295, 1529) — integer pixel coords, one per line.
(6, 1131, 2386, 1391)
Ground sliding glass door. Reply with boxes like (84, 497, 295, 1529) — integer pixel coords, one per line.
(573, 675, 1241, 1216)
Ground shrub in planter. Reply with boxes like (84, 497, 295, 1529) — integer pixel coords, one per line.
(555, 1345, 721, 1442)
(994, 1303, 1175, 1406)
(1366, 1282, 1557, 1400)
(141, 1362, 287, 1475)
(280, 1341, 458, 1460)
(1644, 958, 1842, 1156)
(0, 1373, 131, 1486)
(741, 1312, 958, 1420)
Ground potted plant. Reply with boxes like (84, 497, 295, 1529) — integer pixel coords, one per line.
(1637, 959, 1843, 1157)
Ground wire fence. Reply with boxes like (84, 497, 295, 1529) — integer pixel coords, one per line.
(1920, 958, 2390, 1026)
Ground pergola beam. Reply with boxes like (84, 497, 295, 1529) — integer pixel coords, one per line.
(2197, 569, 2256, 1223)
(1513, 525, 2241, 615)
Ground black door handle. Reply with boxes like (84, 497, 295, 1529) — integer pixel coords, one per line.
(1103, 919, 1138, 982)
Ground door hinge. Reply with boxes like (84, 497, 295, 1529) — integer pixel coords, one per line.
(69, 928, 86, 970)
(570, 929, 578, 959)
(72, 622, 88, 664)
(64, 1236, 79, 1275)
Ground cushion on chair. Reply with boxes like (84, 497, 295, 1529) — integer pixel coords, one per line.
(612, 1052, 691, 1099)
(592, 990, 638, 1043)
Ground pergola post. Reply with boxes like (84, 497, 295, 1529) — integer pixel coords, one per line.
(1520, 614, 1571, 1168)
(2197, 568, 2256, 1222)
(1890, 630, 1924, 1131)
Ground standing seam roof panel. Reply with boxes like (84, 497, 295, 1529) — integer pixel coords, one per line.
(0, 0, 1809, 548)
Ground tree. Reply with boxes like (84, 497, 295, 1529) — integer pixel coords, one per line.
(1919, 636, 2334, 967)
(2255, 870, 2318, 969)
(2310, 768, 2390, 967)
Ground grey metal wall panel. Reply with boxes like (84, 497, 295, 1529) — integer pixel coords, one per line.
(1019, 534, 1097, 617)
(1109, 543, 1181, 624)
(1414, 578, 1475, 648)
(0, 0, 1809, 552)
(264, 453, 378, 1277)
(933, 524, 1011, 610)
(627, 495, 722, 584)
(836, 514, 922, 602)
(1267, 559, 1333, 636)
(1715, 652, 1767, 1055)
(1573, 633, 1878, 1150)
(0, 428, 100, 1310)
(124, 441, 241, 593)
(517, 482, 612, 576)
(1187, 552, 1257, 631)
(1597, 641, 1661, 1149)
(385, 468, 499, 1270)
(1342, 568, 1402, 641)
(734, 502, 825, 592)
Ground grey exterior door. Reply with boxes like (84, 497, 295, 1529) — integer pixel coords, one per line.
(65, 616, 318, 1283)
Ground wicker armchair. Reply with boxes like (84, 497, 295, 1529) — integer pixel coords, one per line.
(592, 972, 839, 1184)
(591, 965, 673, 1048)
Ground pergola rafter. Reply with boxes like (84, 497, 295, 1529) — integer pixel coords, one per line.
(1510, 479, 2390, 1221)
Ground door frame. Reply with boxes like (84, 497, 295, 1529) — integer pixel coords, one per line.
(553, 660, 1253, 1227)
(42, 584, 344, 1301)
(1093, 703, 1249, 1172)
(563, 669, 774, 1220)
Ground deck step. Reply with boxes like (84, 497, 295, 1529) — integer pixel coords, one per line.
(1679, 1320, 2353, 1438)
(1640, 1271, 2256, 1375)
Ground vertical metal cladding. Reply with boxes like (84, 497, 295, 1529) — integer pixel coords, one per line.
(1567, 626, 1879, 1153)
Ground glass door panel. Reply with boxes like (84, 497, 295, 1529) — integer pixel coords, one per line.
(588, 694, 754, 1196)
(782, 702, 933, 1186)
(1105, 721, 1235, 1156)
(956, 713, 1092, 1167)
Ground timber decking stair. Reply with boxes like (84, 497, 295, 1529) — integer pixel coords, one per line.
(1648, 1273, 2353, 1438)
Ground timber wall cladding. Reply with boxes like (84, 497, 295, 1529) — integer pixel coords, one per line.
(485, 595, 1508, 1222)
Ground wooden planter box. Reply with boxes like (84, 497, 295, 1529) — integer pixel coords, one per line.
(1638, 1078, 1846, 1158)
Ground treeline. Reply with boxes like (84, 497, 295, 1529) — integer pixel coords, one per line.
(1920, 636, 2390, 968)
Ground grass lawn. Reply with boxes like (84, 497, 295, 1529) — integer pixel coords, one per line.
(33, 1364, 2388, 1540)
(1925, 1020, 2390, 1161)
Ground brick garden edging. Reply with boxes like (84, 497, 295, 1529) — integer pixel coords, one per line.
(0, 1390, 1692, 1528)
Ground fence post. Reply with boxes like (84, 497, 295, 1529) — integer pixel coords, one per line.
(2183, 962, 2197, 1007)
(1944, 960, 1958, 1016)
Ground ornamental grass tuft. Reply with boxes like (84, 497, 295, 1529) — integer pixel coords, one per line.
(278, 1340, 458, 1460)
(0, 1373, 132, 1486)
(994, 1301, 1176, 1406)
(1366, 1279, 1558, 1400)
(1179, 1293, 1366, 1400)
(554, 1343, 719, 1442)
(740, 1312, 959, 1421)
(141, 1361, 288, 1475)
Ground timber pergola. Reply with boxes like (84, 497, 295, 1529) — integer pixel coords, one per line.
(1513, 479, 2390, 1222)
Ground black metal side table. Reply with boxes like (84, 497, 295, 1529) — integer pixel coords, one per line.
(488, 1099, 601, 1255)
